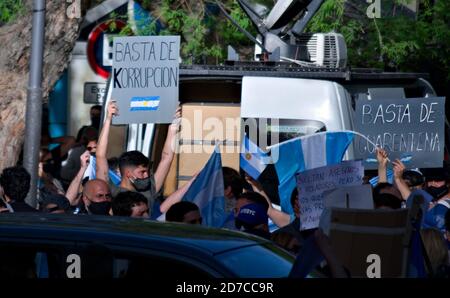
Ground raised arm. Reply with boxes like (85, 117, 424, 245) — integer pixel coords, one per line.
(159, 173, 198, 213)
(153, 107, 181, 193)
(376, 147, 389, 184)
(392, 159, 410, 200)
(96, 101, 119, 182)
(66, 150, 90, 206)
(245, 175, 291, 228)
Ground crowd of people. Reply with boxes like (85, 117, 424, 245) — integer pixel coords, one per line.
(0, 101, 449, 278)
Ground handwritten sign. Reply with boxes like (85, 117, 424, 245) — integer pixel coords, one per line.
(354, 97, 445, 169)
(296, 160, 364, 230)
(111, 36, 180, 124)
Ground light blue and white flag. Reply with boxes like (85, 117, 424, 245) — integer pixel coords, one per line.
(129, 96, 160, 111)
(240, 135, 269, 180)
(83, 155, 121, 186)
(182, 147, 226, 228)
(369, 169, 394, 186)
(271, 131, 356, 214)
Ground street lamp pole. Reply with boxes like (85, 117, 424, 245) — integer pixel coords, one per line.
(24, 0, 46, 208)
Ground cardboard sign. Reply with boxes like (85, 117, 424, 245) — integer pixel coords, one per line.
(111, 36, 180, 124)
(296, 160, 364, 230)
(354, 97, 445, 169)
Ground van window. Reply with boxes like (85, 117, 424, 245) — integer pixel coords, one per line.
(243, 118, 326, 148)
(267, 119, 327, 144)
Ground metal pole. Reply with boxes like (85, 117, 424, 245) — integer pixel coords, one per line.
(24, 0, 46, 208)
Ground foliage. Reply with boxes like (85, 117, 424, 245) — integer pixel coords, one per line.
(104, 0, 449, 90)
(307, 0, 450, 82)
(115, 0, 255, 63)
(0, 0, 25, 24)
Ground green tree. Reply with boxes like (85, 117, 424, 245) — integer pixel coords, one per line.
(121, 0, 255, 63)
(307, 0, 450, 81)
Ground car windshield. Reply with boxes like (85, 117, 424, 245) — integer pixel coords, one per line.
(215, 244, 295, 278)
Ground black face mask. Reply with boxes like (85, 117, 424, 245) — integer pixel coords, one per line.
(130, 177, 152, 192)
(426, 185, 448, 200)
(88, 201, 111, 215)
(91, 116, 101, 129)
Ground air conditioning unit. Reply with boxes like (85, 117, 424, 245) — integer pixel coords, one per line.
(297, 33, 347, 68)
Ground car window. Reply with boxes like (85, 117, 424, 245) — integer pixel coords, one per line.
(77, 244, 215, 278)
(0, 242, 76, 278)
(215, 244, 294, 278)
(0, 241, 215, 278)
(112, 255, 213, 279)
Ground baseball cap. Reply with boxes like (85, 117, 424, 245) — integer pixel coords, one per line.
(236, 203, 268, 227)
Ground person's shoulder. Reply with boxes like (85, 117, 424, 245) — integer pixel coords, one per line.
(109, 182, 121, 197)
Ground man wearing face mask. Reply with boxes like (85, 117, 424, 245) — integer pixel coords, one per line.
(422, 168, 450, 233)
(96, 101, 181, 218)
(79, 179, 112, 215)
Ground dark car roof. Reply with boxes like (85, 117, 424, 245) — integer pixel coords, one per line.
(0, 213, 271, 255)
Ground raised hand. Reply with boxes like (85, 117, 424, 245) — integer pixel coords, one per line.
(80, 150, 91, 169)
(107, 100, 119, 119)
(392, 159, 406, 180)
(376, 147, 389, 167)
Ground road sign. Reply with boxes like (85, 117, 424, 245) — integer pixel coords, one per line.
(87, 20, 127, 79)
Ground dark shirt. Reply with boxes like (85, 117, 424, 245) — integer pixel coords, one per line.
(272, 217, 303, 242)
(10, 201, 38, 213)
(243, 228, 272, 240)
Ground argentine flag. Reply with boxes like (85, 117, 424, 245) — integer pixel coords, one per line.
(271, 131, 355, 214)
(129, 96, 160, 111)
(240, 135, 269, 180)
(83, 155, 121, 186)
(182, 147, 226, 228)
(369, 169, 394, 186)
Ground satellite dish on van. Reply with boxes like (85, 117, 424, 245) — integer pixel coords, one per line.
(263, 0, 312, 30)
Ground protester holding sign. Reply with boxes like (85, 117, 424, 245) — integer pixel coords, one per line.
(96, 101, 181, 217)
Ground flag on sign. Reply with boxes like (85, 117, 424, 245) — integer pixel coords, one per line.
(240, 135, 269, 180)
(83, 155, 121, 185)
(271, 131, 355, 214)
(182, 147, 226, 228)
(129, 96, 160, 111)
